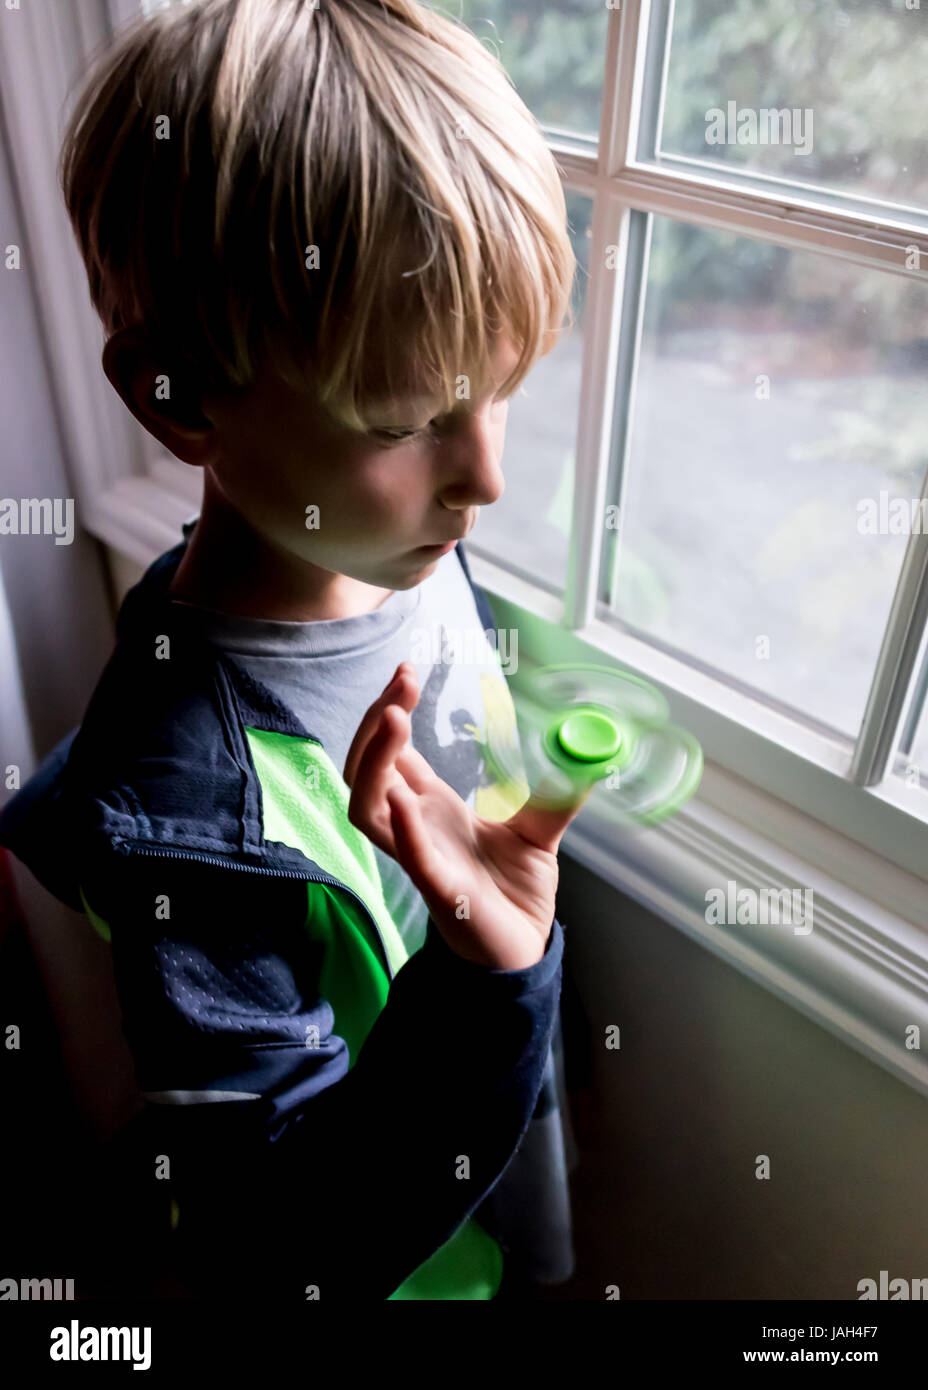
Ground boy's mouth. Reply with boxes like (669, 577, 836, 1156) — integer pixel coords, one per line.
(416, 539, 459, 555)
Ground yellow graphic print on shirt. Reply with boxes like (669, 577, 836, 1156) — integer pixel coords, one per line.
(473, 672, 531, 822)
(408, 622, 530, 826)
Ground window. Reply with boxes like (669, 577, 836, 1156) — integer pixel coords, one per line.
(419, 1, 928, 877)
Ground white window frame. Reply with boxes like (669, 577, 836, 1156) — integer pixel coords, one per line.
(3, 0, 926, 1100)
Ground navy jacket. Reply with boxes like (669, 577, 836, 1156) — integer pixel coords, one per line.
(0, 536, 565, 1300)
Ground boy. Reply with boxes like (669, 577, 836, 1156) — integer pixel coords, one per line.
(0, 0, 584, 1300)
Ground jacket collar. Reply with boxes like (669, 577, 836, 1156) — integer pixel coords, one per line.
(0, 528, 327, 907)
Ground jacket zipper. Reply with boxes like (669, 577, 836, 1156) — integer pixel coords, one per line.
(110, 835, 396, 982)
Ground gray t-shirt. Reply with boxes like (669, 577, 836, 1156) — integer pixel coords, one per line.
(170, 518, 527, 957)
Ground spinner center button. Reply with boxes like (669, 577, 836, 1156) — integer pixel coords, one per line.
(554, 709, 622, 762)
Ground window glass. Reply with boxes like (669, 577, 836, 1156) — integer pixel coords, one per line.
(427, 0, 609, 141)
(469, 191, 593, 595)
(601, 213, 928, 738)
(651, 0, 928, 216)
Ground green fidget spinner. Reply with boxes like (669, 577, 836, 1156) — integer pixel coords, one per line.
(483, 662, 703, 825)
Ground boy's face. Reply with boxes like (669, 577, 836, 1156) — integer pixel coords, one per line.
(195, 334, 521, 592)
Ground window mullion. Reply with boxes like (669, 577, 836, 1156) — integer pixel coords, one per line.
(602, 0, 651, 178)
(560, 1, 647, 632)
(600, 208, 652, 612)
(561, 191, 626, 631)
(545, 155, 928, 283)
(849, 466, 928, 787)
(896, 638, 928, 762)
(616, 167, 928, 278)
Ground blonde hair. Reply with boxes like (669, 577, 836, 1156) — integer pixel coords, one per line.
(59, 0, 576, 429)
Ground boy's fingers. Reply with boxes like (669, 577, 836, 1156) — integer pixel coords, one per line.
(344, 663, 417, 790)
(347, 702, 409, 852)
(386, 780, 436, 890)
(394, 743, 434, 796)
(504, 783, 595, 857)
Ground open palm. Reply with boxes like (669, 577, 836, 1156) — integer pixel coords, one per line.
(344, 662, 591, 970)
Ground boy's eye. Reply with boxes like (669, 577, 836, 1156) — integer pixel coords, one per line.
(369, 391, 513, 445)
(373, 426, 428, 443)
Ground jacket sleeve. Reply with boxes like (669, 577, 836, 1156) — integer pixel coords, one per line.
(80, 851, 564, 1301)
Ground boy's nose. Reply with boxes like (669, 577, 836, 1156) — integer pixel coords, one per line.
(437, 414, 505, 509)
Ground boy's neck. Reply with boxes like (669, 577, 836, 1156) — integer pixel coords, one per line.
(167, 475, 395, 622)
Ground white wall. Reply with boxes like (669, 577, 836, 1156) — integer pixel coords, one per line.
(0, 94, 132, 1144)
(0, 106, 114, 774)
(547, 853, 928, 1299)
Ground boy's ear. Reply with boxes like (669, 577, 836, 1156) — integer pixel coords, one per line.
(101, 327, 220, 468)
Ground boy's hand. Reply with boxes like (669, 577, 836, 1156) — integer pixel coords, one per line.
(344, 662, 592, 971)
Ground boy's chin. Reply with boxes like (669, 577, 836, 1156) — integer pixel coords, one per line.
(407, 550, 446, 575)
(367, 541, 451, 587)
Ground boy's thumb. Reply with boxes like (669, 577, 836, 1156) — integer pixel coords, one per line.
(504, 784, 594, 856)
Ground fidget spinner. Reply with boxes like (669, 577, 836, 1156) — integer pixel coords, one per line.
(482, 662, 703, 825)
